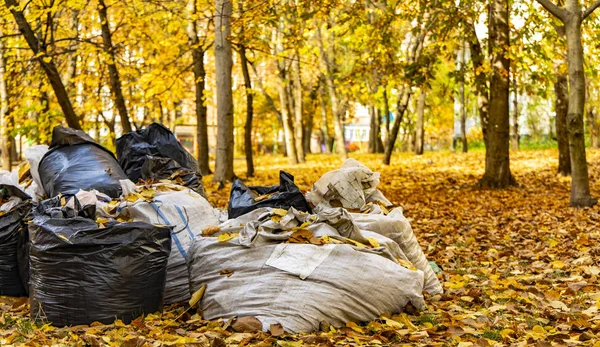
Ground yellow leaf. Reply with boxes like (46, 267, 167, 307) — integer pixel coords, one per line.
(218, 232, 238, 242)
(189, 285, 206, 307)
(42, 56, 52, 63)
(366, 237, 380, 248)
(202, 225, 221, 236)
(551, 260, 566, 269)
(272, 208, 288, 216)
(397, 258, 417, 271)
(345, 238, 366, 248)
(124, 194, 139, 203)
(345, 321, 364, 333)
(445, 281, 465, 289)
(381, 316, 403, 329)
(548, 239, 558, 248)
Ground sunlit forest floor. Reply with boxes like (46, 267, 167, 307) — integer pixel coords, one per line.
(2, 149, 600, 346)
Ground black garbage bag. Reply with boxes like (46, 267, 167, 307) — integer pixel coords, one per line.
(29, 198, 172, 326)
(0, 185, 31, 297)
(38, 126, 128, 198)
(116, 123, 205, 195)
(141, 156, 205, 197)
(228, 171, 311, 219)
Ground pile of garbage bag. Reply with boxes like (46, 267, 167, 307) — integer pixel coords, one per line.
(187, 158, 442, 333)
(0, 124, 441, 334)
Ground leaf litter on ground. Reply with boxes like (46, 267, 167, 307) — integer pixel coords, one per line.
(2, 149, 600, 346)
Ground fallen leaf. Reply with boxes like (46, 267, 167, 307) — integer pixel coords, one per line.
(189, 285, 206, 307)
(270, 323, 284, 336)
(232, 316, 262, 333)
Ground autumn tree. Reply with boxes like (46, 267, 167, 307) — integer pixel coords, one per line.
(534, 0, 599, 206)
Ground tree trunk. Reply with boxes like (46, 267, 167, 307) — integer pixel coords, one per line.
(415, 89, 426, 155)
(383, 85, 411, 164)
(187, 0, 211, 175)
(278, 69, 298, 165)
(459, 81, 468, 153)
(383, 88, 390, 143)
(368, 105, 377, 153)
(213, 0, 235, 183)
(564, 18, 595, 206)
(249, 62, 288, 156)
(291, 54, 305, 162)
(303, 84, 318, 155)
(0, 33, 11, 170)
(458, 40, 468, 153)
(239, 45, 254, 177)
(376, 108, 384, 153)
(479, 0, 514, 188)
(98, 0, 132, 134)
(588, 106, 599, 148)
(316, 26, 347, 160)
(319, 83, 331, 153)
(466, 21, 489, 146)
(556, 73, 571, 175)
(511, 76, 519, 151)
(5, 0, 81, 130)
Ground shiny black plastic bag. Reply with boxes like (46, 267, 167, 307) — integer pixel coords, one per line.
(38, 126, 128, 198)
(141, 156, 206, 197)
(228, 171, 311, 219)
(29, 199, 172, 326)
(0, 185, 31, 297)
(116, 123, 200, 183)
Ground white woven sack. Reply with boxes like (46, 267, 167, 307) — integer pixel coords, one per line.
(188, 207, 425, 333)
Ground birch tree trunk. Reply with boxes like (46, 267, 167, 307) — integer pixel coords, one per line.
(511, 77, 519, 151)
(0, 29, 11, 170)
(292, 54, 305, 162)
(213, 0, 235, 183)
(98, 0, 132, 134)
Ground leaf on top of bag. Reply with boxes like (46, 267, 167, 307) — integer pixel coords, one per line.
(366, 237, 380, 248)
(202, 225, 221, 237)
(288, 229, 314, 244)
(220, 270, 234, 277)
(218, 233, 238, 242)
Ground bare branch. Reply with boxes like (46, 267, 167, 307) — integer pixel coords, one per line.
(534, 0, 567, 21)
(583, 0, 600, 19)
